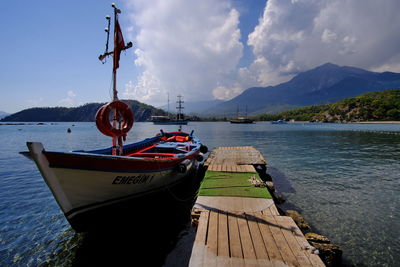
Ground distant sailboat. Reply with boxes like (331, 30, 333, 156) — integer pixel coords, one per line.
(230, 105, 254, 124)
(152, 95, 188, 125)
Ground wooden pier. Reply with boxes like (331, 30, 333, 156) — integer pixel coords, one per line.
(189, 146, 325, 267)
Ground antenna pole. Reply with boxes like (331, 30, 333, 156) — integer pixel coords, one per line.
(112, 3, 121, 155)
(97, 3, 133, 156)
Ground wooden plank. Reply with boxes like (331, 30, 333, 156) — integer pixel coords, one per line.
(217, 212, 230, 266)
(204, 211, 218, 267)
(245, 213, 269, 260)
(277, 216, 325, 267)
(218, 212, 229, 256)
(253, 213, 284, 264)
(263, 215, 299, 267)
(236, 212, 256, 259)
(207, 211, 219, 255)
(217, 164, 223, 172)
(274, 216, 313, 267)
(189, 210, 210, 267)
(262, 204, 280, 216)
(195, 210, 209, 245)
(223, 164, 228, 172)
(227, 163, 232, 172)
(228, 212, 243, 258)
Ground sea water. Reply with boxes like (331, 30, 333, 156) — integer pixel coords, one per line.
(0, 122, 399, 266)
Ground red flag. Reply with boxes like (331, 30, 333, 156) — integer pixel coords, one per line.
(113, 19, 125, 70)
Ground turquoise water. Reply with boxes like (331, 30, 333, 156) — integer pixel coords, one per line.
(0, 122, 399, 266)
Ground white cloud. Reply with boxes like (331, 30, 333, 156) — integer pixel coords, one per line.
(122, 0, 400, 104)
(245, 0, 400, 86)
(123, 0, 243, 103)
(59, 90, 77, 107)
(321, 29, 337, 44)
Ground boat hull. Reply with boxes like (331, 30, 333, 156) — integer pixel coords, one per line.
(230, 119, 254, 124)
(27, 141, 200, 232)
(152, 120, 188, 125)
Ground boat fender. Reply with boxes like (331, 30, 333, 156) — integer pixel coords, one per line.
(95, 100, 134, 137)
(177, 159, 191, 173)
(200, 145, 208, 154)
(196, 153, 204, 162)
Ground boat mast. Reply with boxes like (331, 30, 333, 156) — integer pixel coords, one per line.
(98, 3, 132, 156)
(111, 3, 120, 155)
(167, 92, 170, 117)
(176, 95, 184, 121)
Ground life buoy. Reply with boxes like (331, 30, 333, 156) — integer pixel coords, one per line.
(95, 100, 134, 137)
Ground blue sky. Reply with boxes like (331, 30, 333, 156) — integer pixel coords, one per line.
(0, 0, 265, 113)
(1, 0, 400, 113)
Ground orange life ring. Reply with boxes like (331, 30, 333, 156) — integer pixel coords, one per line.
(95, 100, 134, 137)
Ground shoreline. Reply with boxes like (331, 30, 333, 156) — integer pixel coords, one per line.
(352, 121, 400, 124)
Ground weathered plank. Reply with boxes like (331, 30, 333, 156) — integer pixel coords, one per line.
(207, 211, 218, 255)
(189, 210, 210, 267)
(277, 216, 325, 267)
(254, 214, 284, 264)
(274, 216, 313, 267)
(263, 215, 299, 266)
(236, 212, 256, 259)
(218, 212, 229, 257)
(228, 212, 243, 258)
(246, 213, 269, 260)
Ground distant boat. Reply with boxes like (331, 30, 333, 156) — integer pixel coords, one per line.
(151, 116, 188, 125)
(230, 117, 254, 124)
(152, 95, 188, 125)
(230, 105, 254, 124)
(21, 4, 205, 232)
(271, 119, 287, 124)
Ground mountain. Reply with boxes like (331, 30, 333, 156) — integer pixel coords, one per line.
(257, 89, 400, 122)
(0, 111, 9, 119)
(206, 63, 400, 116)
(158, 99, 224, 114)
(0, 100, 167, 122)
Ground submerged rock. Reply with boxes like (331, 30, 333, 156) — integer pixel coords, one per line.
(265, 181, 275, 192)
(285, 210, 310, 230)
(309, 242, 342, 267)
(305, 232, 330, 244)
(272, 192, 285, 204)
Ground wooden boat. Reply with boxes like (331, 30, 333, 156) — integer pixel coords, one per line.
(151, 116, 188, 125)
(230, 117, 254, 124)
(230, 106, 254, 124)
(152, 95, 188, 125)
(21, 4, 206, 232)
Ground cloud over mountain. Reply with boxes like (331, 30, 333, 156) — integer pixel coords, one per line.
(124, 0, 243, 106)
(123, 0, 400, 106)
(246, 0, 400, 86)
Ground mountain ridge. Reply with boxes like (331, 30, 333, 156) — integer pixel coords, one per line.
(1, 100, 167, 122)
(205, 63, 400, 116)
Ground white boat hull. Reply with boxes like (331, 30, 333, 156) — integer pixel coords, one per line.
(27, 142, 199, 231)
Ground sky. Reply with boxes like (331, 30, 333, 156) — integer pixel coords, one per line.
(1, 0, 400, 113)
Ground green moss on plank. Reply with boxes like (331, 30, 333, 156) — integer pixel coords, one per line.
(198, 171, 272, 198)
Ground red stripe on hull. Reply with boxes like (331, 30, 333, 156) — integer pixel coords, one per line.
(44, 152, 198, 172)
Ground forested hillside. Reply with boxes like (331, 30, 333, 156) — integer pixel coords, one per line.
(258, 89, 400, 122)
(1, 100, 167, 122)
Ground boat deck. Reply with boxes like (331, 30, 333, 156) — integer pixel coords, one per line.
(189, 146, 325, 267)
